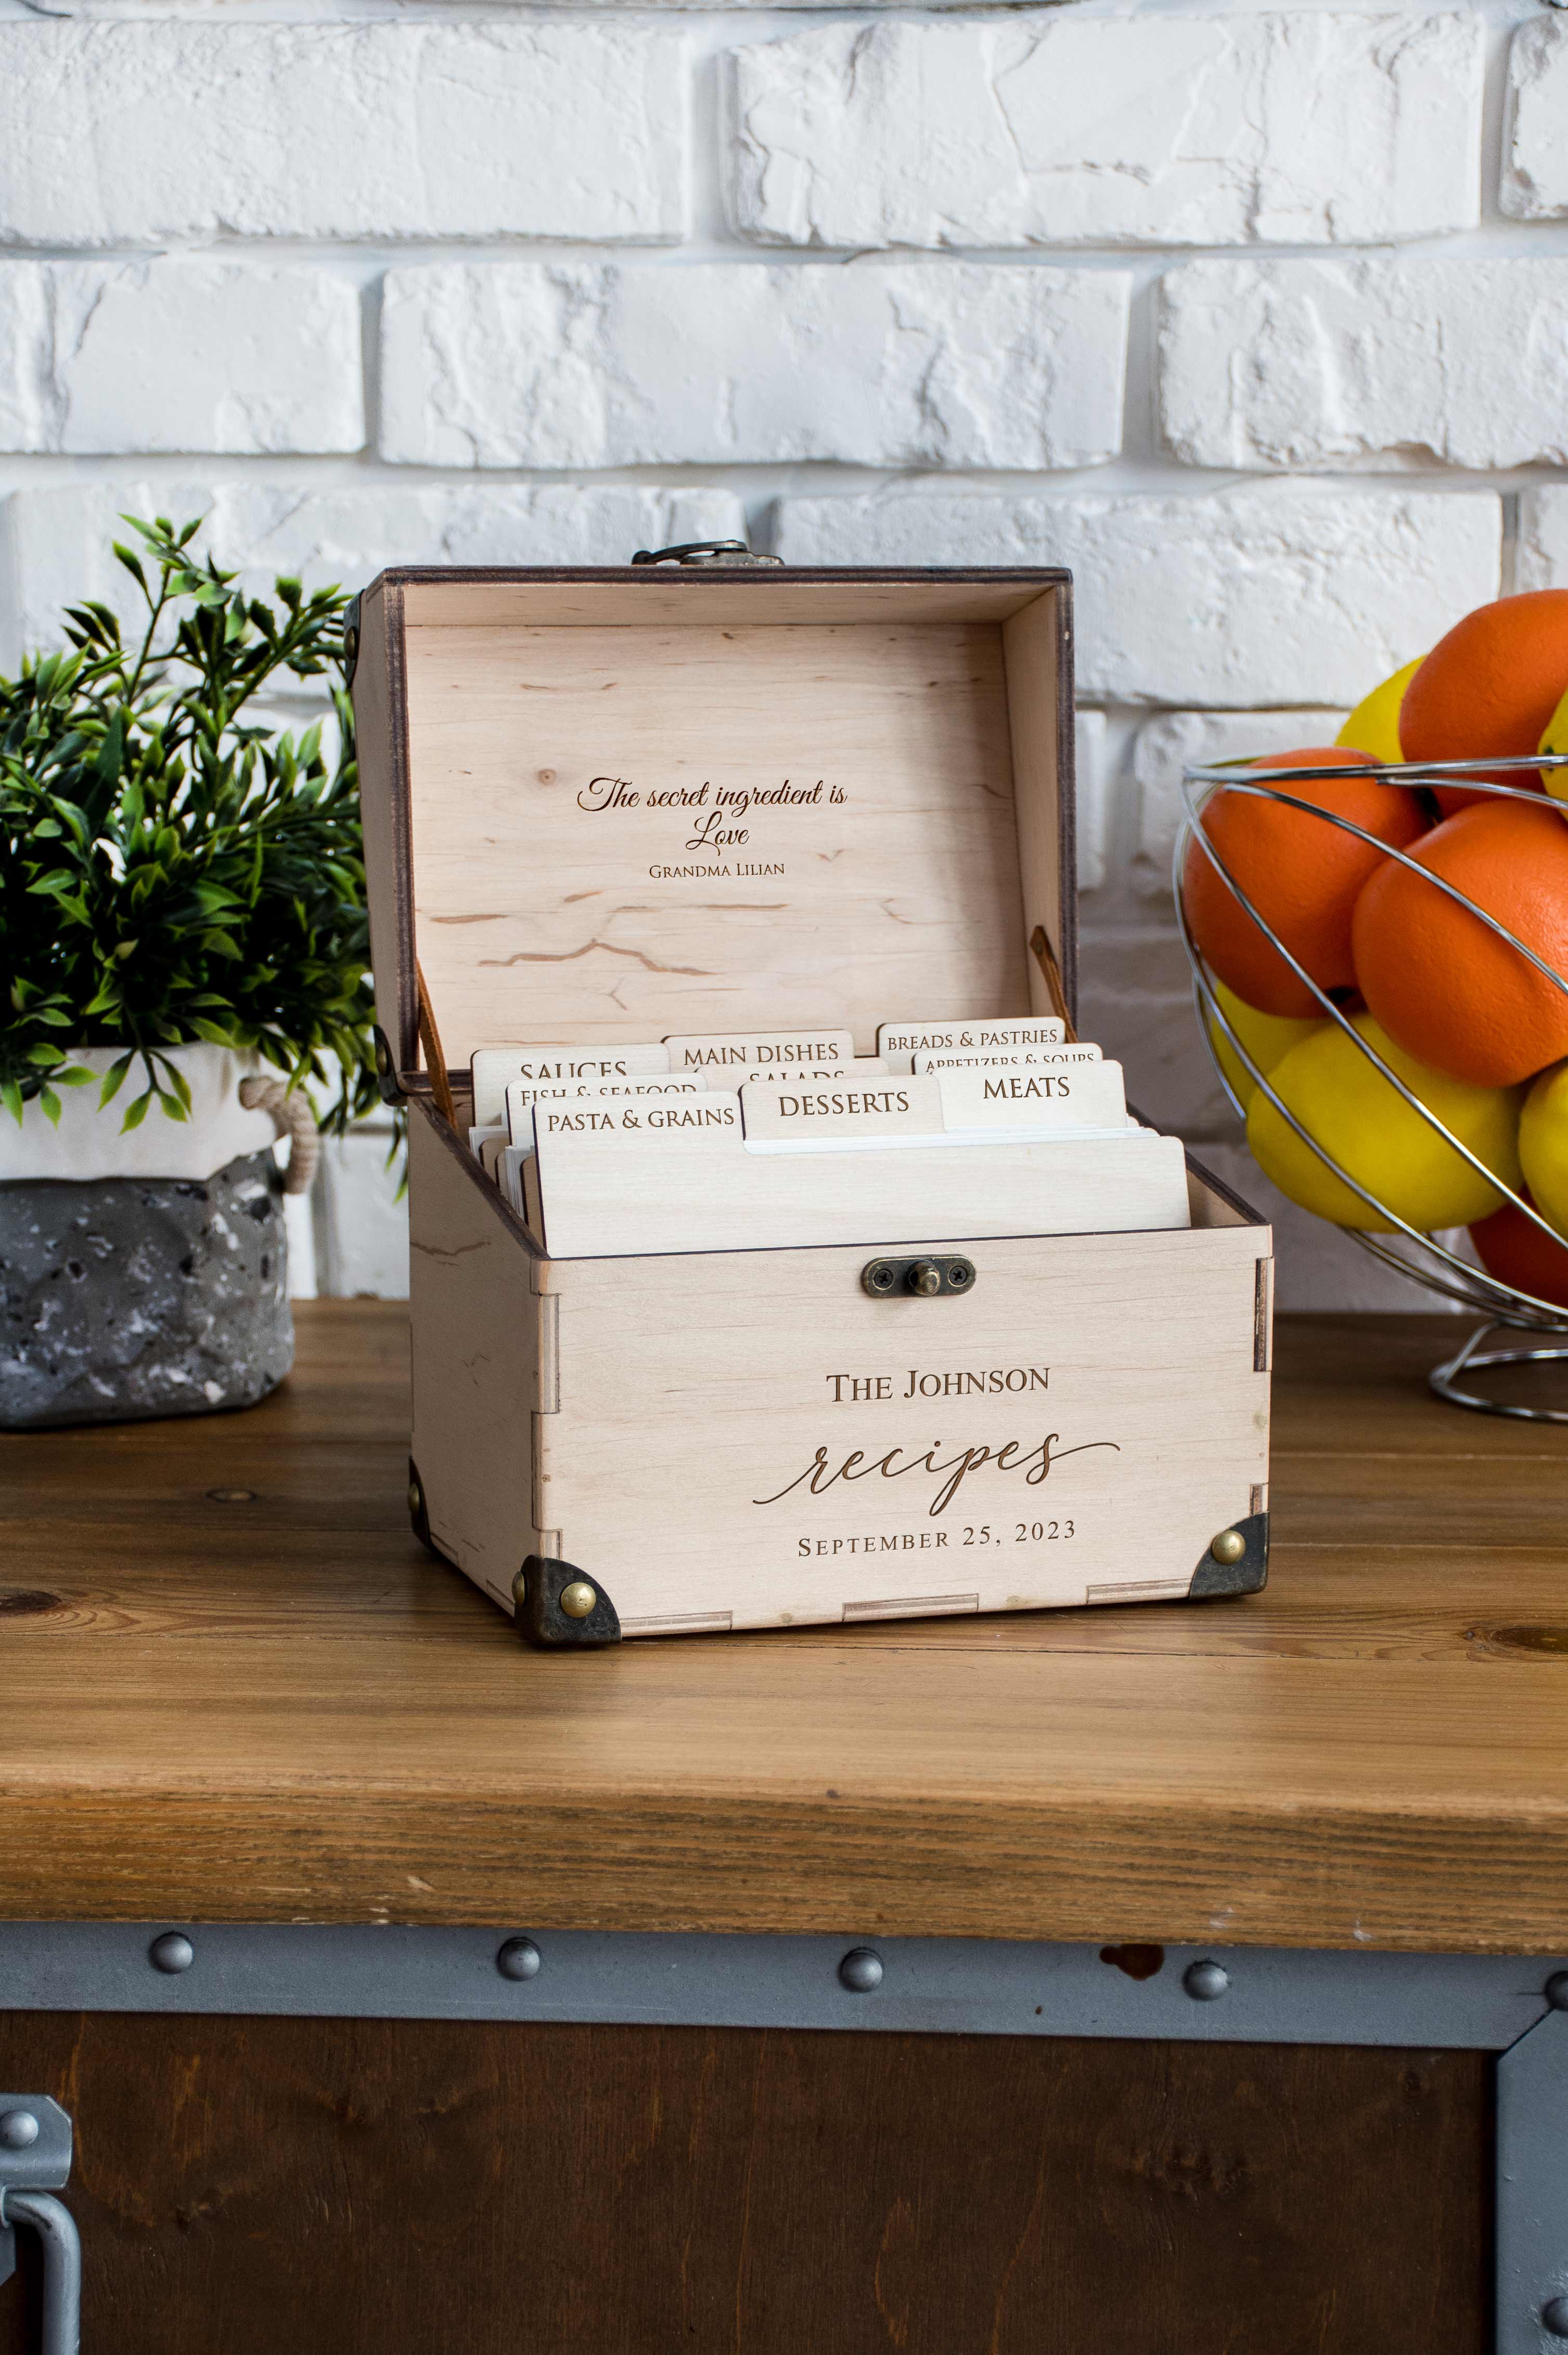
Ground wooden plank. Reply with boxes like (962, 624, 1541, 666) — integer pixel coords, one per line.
(407, 1102, 541, 1612)
(400, 619, 1034, 1064)
(542, 1224, 1265, 1631)
(1001, 587, 1070, 1021)
(1274, 1310, 1568, 1457)
(0, 2011, 1488, 2355)
(526, 1120, 1192, 1257)
(4, 1305, 1568, 1949)
(396, 573, 1064, 630)
(353, 578, 418, 1079)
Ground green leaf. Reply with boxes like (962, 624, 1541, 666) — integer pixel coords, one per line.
(98, 1054, 133, 1109)
(2, 1080, 24, 1128)
(5, 501, 377, 1146)
(120, 1090, 152, 1132)
(38, 1087, 62, 1126)
(112, 541, 148, 592)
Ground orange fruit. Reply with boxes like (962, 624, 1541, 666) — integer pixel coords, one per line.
(1400, 590, 1568, 812)
(1352, 799, 1568, 1087)
(1470, 1196, 1568, 1313)
(1180, 748, 1428, 1018)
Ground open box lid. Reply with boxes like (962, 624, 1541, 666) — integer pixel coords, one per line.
(351, 562, 1076, 1095)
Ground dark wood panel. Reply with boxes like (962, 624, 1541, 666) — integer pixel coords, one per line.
(0, 2014, 1489, 2355)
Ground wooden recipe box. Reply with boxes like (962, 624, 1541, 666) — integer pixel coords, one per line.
(352, 560, 1273, 1649)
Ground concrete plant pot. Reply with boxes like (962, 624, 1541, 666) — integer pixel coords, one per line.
(0, 1045, 316, 1431)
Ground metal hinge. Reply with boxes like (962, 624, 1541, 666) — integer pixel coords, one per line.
(629, 540, 783, 568)
(0, 2097, 79, 2355)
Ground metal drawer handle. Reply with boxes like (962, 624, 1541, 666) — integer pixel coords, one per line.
(0, 2098, 79, 2355)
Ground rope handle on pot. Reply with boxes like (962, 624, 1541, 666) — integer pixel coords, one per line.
(238, 1077, 320, 1197)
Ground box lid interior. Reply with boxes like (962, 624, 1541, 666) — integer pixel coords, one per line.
(364, 571, 1074, 1074)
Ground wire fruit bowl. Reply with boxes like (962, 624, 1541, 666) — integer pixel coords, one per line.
(1176, 752, 1568, 1423)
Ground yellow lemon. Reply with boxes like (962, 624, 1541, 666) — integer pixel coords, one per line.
(1540, 681, 1568, 800)
(1519, 1061, 1568, 1231)
(1335, 657, 1424, 765)
(1247, 1014, 1522, 1231)
(1206, 980, 1323, 1110)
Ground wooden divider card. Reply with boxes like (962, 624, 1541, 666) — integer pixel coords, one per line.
(469, 1042, 671, 1125)
(878, 1017, 1066, 1071)
(664, 1030, 856, 1073)
(741, 1059, 886, 1086)
(912, 1045, 1101, 1072)
(739, 1064, 1130, 1151)
(504, 1076, 702, 1146)
(524, 1064, 1189, 1257)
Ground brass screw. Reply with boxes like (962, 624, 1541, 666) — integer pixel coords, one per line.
(909, 1261, 942, 1297)
(511, 1568, 530, 1611)
(375, 1036, 391, 1075)
(560, 1580, 598, 1620)
(407, 1480, 422, 1518)
(1210, 1528, 1246, 1565)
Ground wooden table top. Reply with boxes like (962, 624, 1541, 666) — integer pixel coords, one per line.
(5, 1302, 1568, 1954)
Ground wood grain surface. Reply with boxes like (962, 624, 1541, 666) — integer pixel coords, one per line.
(0, 2011, 1490, 2355)
(3, 1306, 1568, 1950)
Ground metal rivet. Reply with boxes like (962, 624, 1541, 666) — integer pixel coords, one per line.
(149, 1932, 195, 1975)
(1210, 1529, 1247, 1566)
(839, 1947, 884, 1993)
(1546, 1972, 1568, 2013)
(496, 1937, 541, 1982)
(0, 2111, 40, 2152)
(407, 1480, 422, 1518)
(909, 1262, 942, 1297)
(1184, 1959, 1229, 2002)
(375, 1037, 391, 1076)
(1544, 2296, 1568, 2339)
(560, 1581, 597, 1620)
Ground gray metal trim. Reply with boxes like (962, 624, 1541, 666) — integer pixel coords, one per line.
(0, 1924, 1561, 2049)
(1498, 2006, 1568, 2351)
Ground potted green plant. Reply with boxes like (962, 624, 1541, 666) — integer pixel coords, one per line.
(0, 514, 381, 1430)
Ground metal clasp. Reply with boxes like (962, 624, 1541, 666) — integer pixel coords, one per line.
(0, 2097, 79, 2355)
(862, 1256, 976, 1300)
(629, 540, 783, 569)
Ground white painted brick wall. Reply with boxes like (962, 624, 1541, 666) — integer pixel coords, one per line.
(0, 261, 362, 454)
(728, 14, 1482, 250)
(380, 261, 1129, 469)
(0, 1, 1548, 1313)
(1518, 486, 1568, 594)
(0, 24, 687, 246)
(1503, 16, 1568, 221)
(770, 490, 1500, 706)
(0, 482, 744, 668)
(1160, 257, 1568, 471)
(1074, 712, 1109, 894)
